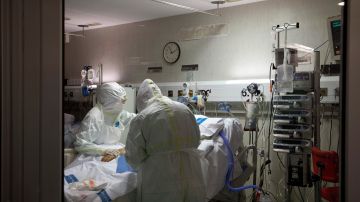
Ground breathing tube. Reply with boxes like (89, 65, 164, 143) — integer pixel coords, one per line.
(218, 130, 259, 192)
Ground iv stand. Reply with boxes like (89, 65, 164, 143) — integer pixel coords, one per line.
(251, 125, 259, 202)
(314, 51, 321, 202)
(272, 22, 300, 202)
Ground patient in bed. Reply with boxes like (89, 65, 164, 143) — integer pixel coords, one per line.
(74, 82, 136, 161)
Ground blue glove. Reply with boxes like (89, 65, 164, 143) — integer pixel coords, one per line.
(116, 155, 135, 173)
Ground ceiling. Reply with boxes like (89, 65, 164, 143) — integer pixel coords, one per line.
(65, 0, 267, 33)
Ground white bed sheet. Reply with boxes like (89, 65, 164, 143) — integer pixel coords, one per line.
(198, 117, 245, 200)
(64, 154, 137, 202)
(64, 117, 246, 202)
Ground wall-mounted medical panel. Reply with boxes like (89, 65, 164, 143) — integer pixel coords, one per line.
(135, 77, 339, 103)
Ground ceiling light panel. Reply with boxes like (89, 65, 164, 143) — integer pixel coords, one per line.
(65, 0, 268, 33)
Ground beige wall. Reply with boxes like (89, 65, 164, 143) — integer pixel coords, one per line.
(65, 0, 340, 84)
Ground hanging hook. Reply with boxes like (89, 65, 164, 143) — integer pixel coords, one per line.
(77, 24, 89, 38)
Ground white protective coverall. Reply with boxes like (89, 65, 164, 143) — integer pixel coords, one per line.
(125, 79, 206, 202)
(74, 82, 136, 155)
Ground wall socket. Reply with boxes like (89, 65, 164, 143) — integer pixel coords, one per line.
(320, 88, 328, 96)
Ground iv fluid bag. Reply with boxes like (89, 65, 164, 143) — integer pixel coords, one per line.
(276, 64, 294, 93)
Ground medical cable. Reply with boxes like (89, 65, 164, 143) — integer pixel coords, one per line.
(305, 186, 314, 202)
(314, 40, 329, 51)
(247, 190, 258, 202)
(259, 159, 271, 189)
(323, 44, 331, 66)
(276, 152, 286, 169)
(301, 40, 329, 59)
(267, 62, 275, 174)
(218, 130, 259, 192)
(298, 187, 305, 202)
(262, 190, 280, 202)
(328, 106, 334, 150)
(337, 129, 340, 153)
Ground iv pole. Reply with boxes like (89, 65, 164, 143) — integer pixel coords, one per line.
(272, 22, 300, 202)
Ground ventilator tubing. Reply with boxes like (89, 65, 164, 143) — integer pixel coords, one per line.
(219, 131, 258, 192)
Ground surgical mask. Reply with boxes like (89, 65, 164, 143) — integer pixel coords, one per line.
(103, 100, 123, 114)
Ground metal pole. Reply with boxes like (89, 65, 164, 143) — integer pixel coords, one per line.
(286, 155, 291, 202)
(277, 32, 280, 49)
(313, 51, 321, 202)
(99, 63, 103, 85)
(313, 51, 321, 147)
(252, 127, 258, 202)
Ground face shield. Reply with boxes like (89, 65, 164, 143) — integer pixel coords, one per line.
(102, 99, 124, 114)
(136, 79, 162, 112)
(97, 82, 127, 114)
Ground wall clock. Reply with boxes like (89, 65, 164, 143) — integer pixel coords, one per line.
(163, 42, 181, 64)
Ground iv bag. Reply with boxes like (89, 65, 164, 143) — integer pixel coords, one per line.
(276, 64, 294, 93)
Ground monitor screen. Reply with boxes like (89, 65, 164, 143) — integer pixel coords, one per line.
(328, 16, 341, 61)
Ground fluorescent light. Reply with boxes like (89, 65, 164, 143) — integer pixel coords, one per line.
(225, 79, 269, 85)
(151, 0, 219, 16)
(338, 1, 345, 6)
(287, 43, 314, 53)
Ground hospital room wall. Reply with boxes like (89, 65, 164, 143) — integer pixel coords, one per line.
(64, 0, 340, 84)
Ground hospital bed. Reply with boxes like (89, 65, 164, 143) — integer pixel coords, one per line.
(64, 115, 254, 202)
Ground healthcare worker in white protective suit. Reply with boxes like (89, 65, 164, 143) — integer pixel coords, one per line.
(125, 79, 206, 202)
(74, 82, 136, 160)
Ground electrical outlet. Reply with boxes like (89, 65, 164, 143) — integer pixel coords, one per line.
(168, 90, 173, 97)
(178, 90, 183, 96)
(320, 88, 328, 96)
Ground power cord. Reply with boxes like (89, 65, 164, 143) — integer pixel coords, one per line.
(298, 187, 305, 202)
(328, 105, 334, 150)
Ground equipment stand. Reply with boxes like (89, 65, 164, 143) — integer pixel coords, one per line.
(251, 128, 258, 202)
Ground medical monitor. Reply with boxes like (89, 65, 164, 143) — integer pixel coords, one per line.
(327, 15, 341, 61)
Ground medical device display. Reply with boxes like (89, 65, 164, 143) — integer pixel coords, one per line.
(271, 22, 321, 200)
(293, 72, 314, 92)
(287, 153, 312, 187)
(327, 15, 341, 61)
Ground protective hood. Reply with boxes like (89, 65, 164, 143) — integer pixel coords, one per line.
(97, 82, 127, 113)
(136, 79, 162, 112)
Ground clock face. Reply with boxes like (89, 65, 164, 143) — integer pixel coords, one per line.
(163, 42, 181, 64)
